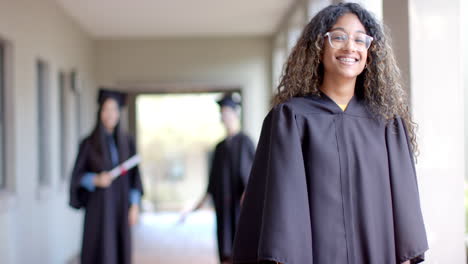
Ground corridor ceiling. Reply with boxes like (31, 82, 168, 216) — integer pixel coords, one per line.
(55, 0, 295, 38)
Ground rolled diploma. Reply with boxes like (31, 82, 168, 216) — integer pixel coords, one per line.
(109, 155, 141, 180)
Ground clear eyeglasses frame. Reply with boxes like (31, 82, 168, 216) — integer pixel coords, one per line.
(323, 31, 374, 51)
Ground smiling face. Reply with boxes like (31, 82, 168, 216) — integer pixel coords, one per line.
(322, 13, 368, 82)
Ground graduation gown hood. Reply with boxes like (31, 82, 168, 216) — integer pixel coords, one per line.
(233, 95, 428, 264)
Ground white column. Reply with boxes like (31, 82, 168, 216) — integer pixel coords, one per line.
(382, 0, 411, 94)
(410, 0, 465, 262)
(463, 0, 468, 182)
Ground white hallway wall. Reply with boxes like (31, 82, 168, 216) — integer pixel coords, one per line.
(95, 37, 273, 142)
(0, 0, 96, 263)
(463, 0, 468, 180)
(410, 0, 465, 262)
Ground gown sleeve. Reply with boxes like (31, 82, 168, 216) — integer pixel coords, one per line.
(233, 104, 312, 264)
(80, 172, 97, 192)
(69, 139, 91, 209)
(129, 189, 142, 205)
(207, 144, 221, 196)
(128, 136, 144, 196)
(385, 117, 429, 263)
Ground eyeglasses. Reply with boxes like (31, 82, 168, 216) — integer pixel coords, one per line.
(324, 31, 373, 51)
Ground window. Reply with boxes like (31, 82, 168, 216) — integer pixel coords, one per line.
(58, 72, 67, 180)
(273, 47, 286, 91)
(287, 6, 306, 52)
(287, 27, 302, 52)
(0, 42, 5, 189)
(37, 60, 51, 186)
(70, 71, 82, 142)
(272, 32, 287, 93)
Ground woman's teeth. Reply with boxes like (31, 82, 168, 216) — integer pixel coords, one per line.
(337, 57, 358, 64)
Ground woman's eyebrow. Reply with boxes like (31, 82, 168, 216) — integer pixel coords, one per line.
(330, 27, 367, 34)
(330, 27, 346, 32)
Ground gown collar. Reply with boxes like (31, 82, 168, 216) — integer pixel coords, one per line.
(306, 92, 373, 118)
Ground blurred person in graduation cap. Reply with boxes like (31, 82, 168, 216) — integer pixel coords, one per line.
(181, 93, 256, 264)
(69, 88, 144, 264)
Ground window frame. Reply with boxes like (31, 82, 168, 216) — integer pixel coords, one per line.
(70, 70, 82, 143)
(36, 59, 51, 187)
(0, 41, 5, 189)
(0, 37, 16, 207)
(58, 71, 68, 182)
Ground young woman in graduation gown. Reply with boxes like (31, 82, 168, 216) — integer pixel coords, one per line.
(233, 3, 428, 264)
(69, 89, 144, 264)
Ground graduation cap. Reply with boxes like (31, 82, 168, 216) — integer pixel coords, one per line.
(98, 88, 127, 108)
(216, 93, 241, 110)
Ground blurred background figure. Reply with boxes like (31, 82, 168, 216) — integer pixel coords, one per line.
(180, 93, 255, 264)
(69, 89, 144, 264)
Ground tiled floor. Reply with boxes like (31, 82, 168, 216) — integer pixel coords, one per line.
(133, 210, 218, 264)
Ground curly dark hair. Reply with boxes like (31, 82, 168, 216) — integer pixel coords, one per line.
(273, 2, 418, 154)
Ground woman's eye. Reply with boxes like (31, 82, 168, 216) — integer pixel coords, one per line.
(332, 35, 347, 41)
(355, 38, 365, 43)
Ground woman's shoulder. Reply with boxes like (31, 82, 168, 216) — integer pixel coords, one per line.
(235, 132, 254, 143)
(121, 132, 137, 147)
(270, 96, 326, 117)
(122, 131, 135, 141)
(79, 135, 93, 146)
(261, 97, 313, 127)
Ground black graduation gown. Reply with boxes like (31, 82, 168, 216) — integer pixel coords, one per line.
(69, 134, 144, 264)
(207, 132, 256, 261)
(233, 95, 428, 264)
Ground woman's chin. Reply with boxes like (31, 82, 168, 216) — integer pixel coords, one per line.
(339, 68, 366, 79)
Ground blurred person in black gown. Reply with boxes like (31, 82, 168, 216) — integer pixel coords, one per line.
(69, 89, 144, 264)
(181, 93, 255, 264)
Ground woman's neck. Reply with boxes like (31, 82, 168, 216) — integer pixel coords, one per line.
(104, 126, 115, 135)
(320, 74, 356, 105)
